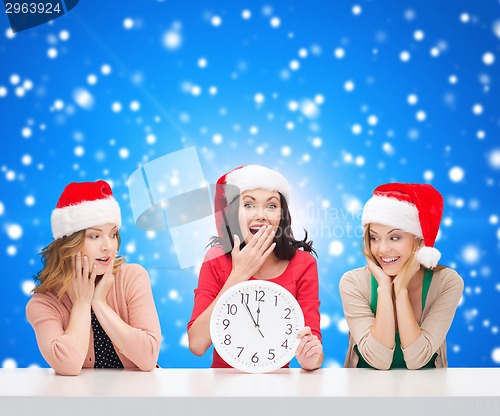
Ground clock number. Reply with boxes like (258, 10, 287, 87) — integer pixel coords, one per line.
(222, 319, 230, 330)
(281, 340, 288, 349)
(274, 295, 278, 307)
(255, 290, 265, 302)
(237, 346, 244, 357)
(224, 334, 231, 345)
(227, 304, 237, 315)
(285, 324, 293, 335)
(284, 308, 292, 319)
(267, 349, 276, 360)
(240, 293, 249, 304)
(251, 352, 259, 363)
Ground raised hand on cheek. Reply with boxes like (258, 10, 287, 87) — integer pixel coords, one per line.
(67, 252, 96, 306)
(92, 261, 114, 305)
(394, 253, 421, 294)
(365, 256, 392, 288)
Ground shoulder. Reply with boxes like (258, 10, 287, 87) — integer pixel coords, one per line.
(339, 266, 371, 291)
(285, 250, 317, 279)
(202, 245, 232, 268)
(26, 291, 63, 320)
(119, 262, 148, 277)
(27, 291, 59, 307)
(290, 249, 317, 266)
(204, 245, 229, 261)
(117, 263, 151, 288)
(426, 267, 464, 309)
(340, 266, 370, 282)
(432, 267, 464, 289)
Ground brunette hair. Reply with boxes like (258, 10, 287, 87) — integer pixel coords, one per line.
(33, 230, 125, 299)
(208, 192, 316, 260)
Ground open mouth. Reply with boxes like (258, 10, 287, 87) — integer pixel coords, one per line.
(380, 256, 399, 265)
(249, 225, 266, 235)
(95, 257, 111, 265)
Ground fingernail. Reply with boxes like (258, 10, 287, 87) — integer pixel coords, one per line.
(83, 256, 88, 262)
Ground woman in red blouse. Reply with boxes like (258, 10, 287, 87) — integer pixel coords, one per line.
(188, 165, 323, 370)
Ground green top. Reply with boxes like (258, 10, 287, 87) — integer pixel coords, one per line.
(355, 269, 437, 369)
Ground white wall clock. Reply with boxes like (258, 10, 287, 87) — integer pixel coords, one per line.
(209, 280, 305, 373)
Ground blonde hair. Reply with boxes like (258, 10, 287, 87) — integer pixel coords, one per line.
(33, 230, 125, 299)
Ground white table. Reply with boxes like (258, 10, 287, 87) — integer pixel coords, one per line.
(1, 368, 499, 416)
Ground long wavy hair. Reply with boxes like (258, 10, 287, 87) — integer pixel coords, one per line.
(208, 192, 316, 260)
(33, 230, 125, 299)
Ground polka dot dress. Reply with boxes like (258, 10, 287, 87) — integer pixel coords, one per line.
(91, 309, 124, 368)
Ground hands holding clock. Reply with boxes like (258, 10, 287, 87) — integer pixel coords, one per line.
(295, 326, 324, 371)
(190, 220, 323, 372)
(210, 279, 324, 373)
(240, 292, 323, 369)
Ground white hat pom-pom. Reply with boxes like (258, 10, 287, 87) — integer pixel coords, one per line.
(416, 246, 441, 269)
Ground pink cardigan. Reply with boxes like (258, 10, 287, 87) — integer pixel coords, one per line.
(26, 263, 161, 376)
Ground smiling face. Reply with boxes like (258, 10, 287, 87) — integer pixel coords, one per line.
(238, 189, 282, 244)
(81, 223, 119, 274)
(368, 223, 418, 276)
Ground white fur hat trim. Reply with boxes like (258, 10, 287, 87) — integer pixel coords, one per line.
(51, 198, 121, 239)
(362, 195, 423, 237)
(224, 165, 291, 204)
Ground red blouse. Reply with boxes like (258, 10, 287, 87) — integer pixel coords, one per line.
(188, 246, 321, 368)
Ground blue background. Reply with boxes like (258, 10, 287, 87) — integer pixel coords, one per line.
(1, 0, 499, 369)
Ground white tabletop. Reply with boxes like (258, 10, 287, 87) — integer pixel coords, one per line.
(1, 368, 499, 416)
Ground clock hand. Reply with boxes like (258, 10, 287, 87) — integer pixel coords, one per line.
(255, 302, 265, 338)
(256, 302, 261, 327)
(243, 301, 265, 338)
(243, 301, 258, 327)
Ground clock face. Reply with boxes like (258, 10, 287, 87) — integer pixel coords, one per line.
(210, 280, 305, 373)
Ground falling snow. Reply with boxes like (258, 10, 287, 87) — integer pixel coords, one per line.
(1, 0, 499, 371)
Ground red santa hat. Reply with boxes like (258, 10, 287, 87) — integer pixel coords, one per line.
(214, 165, 291, 237)
(51, 180, 121, 239)
(361, 183, 444, 269)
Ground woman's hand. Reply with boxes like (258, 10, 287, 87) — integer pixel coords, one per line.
(92, 262, 114, 307)
(365, 256, 392, 288)
(295, 326, 323, 370)
(63, 252, 96, 361)
(230, 226, 276, 282)
(393, 253, 420, 295)
(66, 253, 96, 307)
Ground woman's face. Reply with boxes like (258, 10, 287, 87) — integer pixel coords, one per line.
(238, 189, 282, 244)
(368, 223, 417, 276)
(81, 223, 119, 275)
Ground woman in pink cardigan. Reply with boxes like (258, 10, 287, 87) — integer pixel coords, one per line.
(26, 180, 161, 376)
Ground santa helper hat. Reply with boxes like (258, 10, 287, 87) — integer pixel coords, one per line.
(361, 183, 444, 269)
(51, 180, 121, 239)
(213, 165, 291, 237)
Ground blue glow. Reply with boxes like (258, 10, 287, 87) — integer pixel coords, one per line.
(1, 1, 499, 369)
